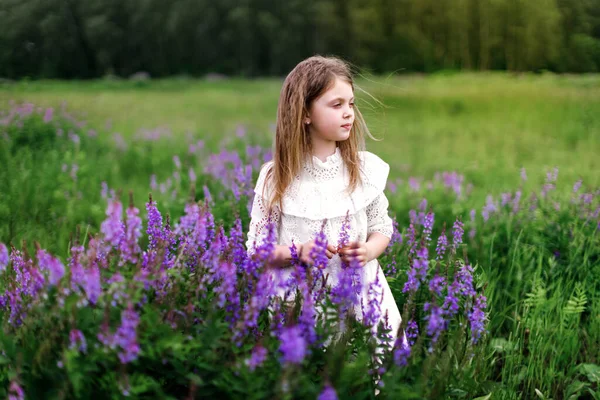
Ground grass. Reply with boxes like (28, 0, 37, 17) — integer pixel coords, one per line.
(2, 72, 599, 199)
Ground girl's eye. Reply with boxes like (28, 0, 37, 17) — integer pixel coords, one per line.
(333, 104, 341, 108)
(349, 103, 355, 107)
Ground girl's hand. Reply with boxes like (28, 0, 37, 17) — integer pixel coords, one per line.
(339, 241, 370, 267)
(298, 240, 337, 265)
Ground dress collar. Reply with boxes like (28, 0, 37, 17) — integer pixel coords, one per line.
(310, 147, 342, 169)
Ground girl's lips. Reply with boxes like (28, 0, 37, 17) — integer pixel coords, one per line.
(341, 123, 352, 130)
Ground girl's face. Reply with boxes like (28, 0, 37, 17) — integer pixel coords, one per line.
(306, 77, 355, 144)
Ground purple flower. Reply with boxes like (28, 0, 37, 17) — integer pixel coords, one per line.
(402, 246, 428, 293)
(318, 384, 338, 400)
(36, 249, 65, 286)
(451, 219, 464, 253)
(311, 220, 330, 270)
(408, 177, 421, 191)
(120, 196, 142, 265)
(146, 196, 164, 251)
(114, 303, 141, 363)
(424, 302, 445, 347)
(69, 329, 88, 353)
(84, 265, 102, 305)
(100, 199, 125, 250)
(482, 195, 498, 222)
(406, 223, 417, 256)
(203, 185, 213, 204)
(188, 168, 197, 183)
(469, 294, 487, 344)
(43, 107, 53, 123)
(520, 167, 527, 181)
(546, 167, 559, 182)
(573, 179, 582, 193)
(512, 190, 522, 214)
(443, 263, 476, 317)
(390, 217, 402, 245)
(69, 245, 86, 293)
(8, 380, 24, 400)
(393, 341, 411, 367)
(429, 274, 446, 296)
(279, 325, 307, 365)
(405, 320, 419, 346)
(423, 211, 434, 242)
(0, 242, 9, 272)
(500, 192, 512, 207)
(245, 345, 268, 371)
(362, 273, 383, 333)
(173, 155, 181, 169)
(435, 232, 448, 260)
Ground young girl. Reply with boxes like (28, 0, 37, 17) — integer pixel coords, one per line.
(246, 55, 403, 347)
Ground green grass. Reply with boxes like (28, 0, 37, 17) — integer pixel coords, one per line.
(2, 72, 599, 199)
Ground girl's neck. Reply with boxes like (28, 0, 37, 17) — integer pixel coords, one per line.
(311, 139, 338, 163)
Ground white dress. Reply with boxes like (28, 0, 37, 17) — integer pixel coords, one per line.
(246, 147, 403, 345)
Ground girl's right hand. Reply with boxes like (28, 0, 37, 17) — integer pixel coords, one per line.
(298, 240, 337, 265)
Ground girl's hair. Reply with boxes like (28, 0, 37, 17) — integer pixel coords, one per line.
(264, 55, 376, 212)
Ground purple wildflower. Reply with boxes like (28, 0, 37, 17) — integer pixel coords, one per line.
(424, 302, 445, 348)
(511, 190, 522, 214)
(188, 168, 197, 183)
(403, 246, 428, 293)
(311, 220, 330, 269)
(173, 155, 181, 169)
(362, 274, 383, 333)
(406, 223, 417, 256)
(429, 274, 446, 296)
(8, 380, 24, 400)
(520, 167, 527, 181)
(451, 219, 464, 253)
(114, 303, 141, 363)
(573, 179, 582, 193)
(469, 294, 488, 344)
(405, 320, 419, 346)
(43, 107, 53, 123)
(146, 195, 164, 251)
(547, 167, 559, 182)
(69, 329, 88, 353)
(318, 384, 339, 400)
(423, 211, 434, 242)
(482, 195, 498, 222)
(393, 341, 411, 367)
(245, 345, 268, 371)
(36, 249, 65, 286)
(100, 198, 125, 250)
(69, 245, 86, 293)
(0, 242, 9, 271)
(279, 325, 307, 365)
(84, 265, 102, 305)
(120, 194, 142, 265)
(435, 232, 448, 260)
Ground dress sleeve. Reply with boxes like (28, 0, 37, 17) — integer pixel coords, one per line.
(365, 192, 393, 239)
(246, 163, 280, 256)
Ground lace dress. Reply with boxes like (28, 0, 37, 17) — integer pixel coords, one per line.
(246, 147, 403, 343)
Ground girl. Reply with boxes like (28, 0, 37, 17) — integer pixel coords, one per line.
(246, 55, 403, 348)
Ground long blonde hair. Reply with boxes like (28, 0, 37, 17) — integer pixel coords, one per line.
(263, 55, 376, 212)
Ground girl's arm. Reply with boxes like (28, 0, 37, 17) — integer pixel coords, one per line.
(365, 232, 391, 262)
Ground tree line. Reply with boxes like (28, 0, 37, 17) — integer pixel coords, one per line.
(1, 0, 599, 79)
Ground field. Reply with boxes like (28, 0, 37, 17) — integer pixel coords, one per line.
(0, 73, 599, 399)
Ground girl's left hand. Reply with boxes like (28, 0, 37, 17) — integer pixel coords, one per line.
(338, 241, 370, 267)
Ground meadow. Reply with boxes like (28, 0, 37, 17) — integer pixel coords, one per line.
(0, 73, 598, 399)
